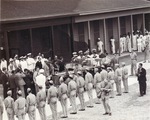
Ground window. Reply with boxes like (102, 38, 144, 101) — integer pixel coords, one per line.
(93, 21, 100, 44)
(78, 23, 85, 42)
(120, 17, 126, 35)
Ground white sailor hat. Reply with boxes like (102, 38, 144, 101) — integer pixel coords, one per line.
(20, 56, 23, 59)
(92, 48, 96, 52)
(77, 71, 82, 75)
(78, 50, 83, 54)
(122, 62, 126, 65)
(27, 88, 31, 93)
(98, 38, 101, 40)
(59, 76, 64, 83)
(7, 90, 12, 95)
(39, 69, 44, 74)
(14, 54, 18, 58)
(27, 53, 31, 56)
(101, 65, 105, 68)
(23, 56, 27, 59)
(17, 90, 22, 95)
(72, 52, 77, 55)
(9, 58, 13, 62)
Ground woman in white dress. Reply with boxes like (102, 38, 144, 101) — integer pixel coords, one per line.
(110, 38, 116, 54)
(132, 33, 137, 50)
(137, 36, 142, 52)
(127, 33, 131, 52)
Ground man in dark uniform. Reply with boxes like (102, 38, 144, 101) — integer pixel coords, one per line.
(136, 63, 147, 97)
(8, 70, 19, 100)
(1, 67, 9, 98)
(35, 57, 42, 69)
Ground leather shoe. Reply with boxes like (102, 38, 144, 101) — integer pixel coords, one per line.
(103, 112, 108, 115)
(79, 109, 85, 111)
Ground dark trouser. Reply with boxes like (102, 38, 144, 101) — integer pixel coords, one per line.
(3, 86, 9, 99)
(11, 88, 17, 100)
(139, 81, 147, 96)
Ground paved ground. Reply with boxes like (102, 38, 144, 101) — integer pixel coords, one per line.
(1, 53, 150, 120)
(59, 68, 150, 120)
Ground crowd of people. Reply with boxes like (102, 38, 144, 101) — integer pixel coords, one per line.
(109, 30, 150, 54)
(0, 30, 149, 120)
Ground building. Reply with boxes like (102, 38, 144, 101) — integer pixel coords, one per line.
(1, 0, 150, 62)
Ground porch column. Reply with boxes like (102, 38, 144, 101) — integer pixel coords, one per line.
(117, 17, 121, 56)
(51, 26, 54, 58)
(103, 19, 107, 50)
(143, 13, 146, 35)
(87, 21, 91, 52)
(130, 15, 133, 48)
(29, 28, 33, 54)
(4, 31, 9, 61)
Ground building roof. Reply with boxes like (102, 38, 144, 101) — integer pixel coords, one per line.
(1, 0, 150, 23)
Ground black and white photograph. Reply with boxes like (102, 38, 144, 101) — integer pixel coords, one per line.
(0, 0, 150, 120)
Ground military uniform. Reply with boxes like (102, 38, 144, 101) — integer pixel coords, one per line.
(58, 82, 68, 117)
(15, 95, 26, 120)
(47, 85, 58, 120)
(107, 70, 115, 98)
(68, 78, 77, 113)
(36, 89, 46, 120)
(4, 95, 15, 120)
(100, 80, 112, 115)
(0, 97, 3, 120)
(130, 51, 137, 75)
(85, 72, 94, 107)
(100, 69, 108, 81)
(26, 93, 36, 120)
(94, 71, 102, 103)
(76, 75, 85, 110)
(122, 64, 129, 93)
(115, 66, 122, 95)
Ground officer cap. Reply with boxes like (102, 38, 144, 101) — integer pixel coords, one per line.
(122, 62, 126, 66)
(101, 65, 105, 69)
(7, 90, 12, 95)
(39, 69, 44, 74)
(49, 80, 54, 85)
(69, 74, 74, 79)
(107, 67, 112, 70)
(17, 90, 22, 96)
(115, 64, 119, 67)
(85, 67, 90, 71)
(27, 88, 31, 93)
(77, 71, 82, 75)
